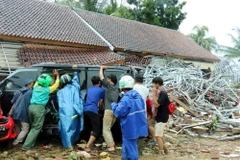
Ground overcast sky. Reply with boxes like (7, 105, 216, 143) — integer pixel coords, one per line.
(179, 0, 240, 47)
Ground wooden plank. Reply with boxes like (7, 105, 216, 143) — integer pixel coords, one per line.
(231, 128, 240, 134)
(169, 94, 199, 117)
(191, 126, 209, 133)
(0, 35, 109, 50)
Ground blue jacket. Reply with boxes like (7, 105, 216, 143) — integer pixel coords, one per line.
(111, 90, 148, 139)
(12, 88, 32, 123)
(11, 87, 29, 104)
(57, 72, 84, 148)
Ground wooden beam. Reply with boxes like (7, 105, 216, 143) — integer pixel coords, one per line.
(113, 48, 219, 63)
(0, 35, 108, 50)
(169, 94, 199, 117)
(141, 51, 220, 63)
(22, 43, 109, 51)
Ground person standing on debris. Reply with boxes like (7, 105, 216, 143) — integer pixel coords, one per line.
(151, 77, 170, 155)
(11, 79, 34, 146)
(99, 66, 119, 152)
(83, 76, 105, 152)
(57, 65, 84, 149)
(22, 70, 60, 150)
(133, 74, 149, 155)
(111, 75, 148, 160)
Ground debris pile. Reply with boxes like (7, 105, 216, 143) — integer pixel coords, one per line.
(143, 58, 240, 140)
(213, 58, 240, 86)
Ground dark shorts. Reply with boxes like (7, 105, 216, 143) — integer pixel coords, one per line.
(84, 111, 100, 138)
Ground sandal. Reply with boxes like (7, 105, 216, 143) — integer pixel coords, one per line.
(84, 147, 92, 153)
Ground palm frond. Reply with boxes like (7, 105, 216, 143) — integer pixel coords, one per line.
(227, 34, 239, 46)
(224, 52, 240, 58)
(218, 45, 240, 54)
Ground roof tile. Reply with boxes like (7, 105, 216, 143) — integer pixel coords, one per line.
(1, 0, 219, 62)
(18, 44, 124, 65)
(75, 10, 219, 62)
(0, 0, 108, 47)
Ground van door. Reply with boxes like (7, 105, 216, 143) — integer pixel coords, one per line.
(0, 68, 41, 115)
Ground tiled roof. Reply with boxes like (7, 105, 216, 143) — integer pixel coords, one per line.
(124, 54, 151, 67)
(17, 44, 125, 65)
(0, 0, 219, 62)
(75, 10, 219, 62)
(0, 0, 108, 47)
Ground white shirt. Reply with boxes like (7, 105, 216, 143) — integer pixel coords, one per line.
(133, 83, 149, 117)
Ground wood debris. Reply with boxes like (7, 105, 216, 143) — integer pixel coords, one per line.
(144, 58, 240, 140)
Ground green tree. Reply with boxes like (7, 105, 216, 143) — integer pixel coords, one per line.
(56, 0, 77, 8)
(104, 0, 118, 15)
(155, 0, 187, 30)
(56, 0, 187, 30)
(188, 25, 219, 52)
(104, 0, 133, 19)
(56, 0, 107, 12)
(139, 0, 160, 25)
(218, 28, 240, 57)
(127, 0, 187, 30)
(110, 5, 134, 19)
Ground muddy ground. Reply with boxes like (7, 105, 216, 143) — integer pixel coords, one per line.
(1, 132, 240, 160)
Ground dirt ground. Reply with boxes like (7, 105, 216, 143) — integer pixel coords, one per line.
(1, 132, 240, 160)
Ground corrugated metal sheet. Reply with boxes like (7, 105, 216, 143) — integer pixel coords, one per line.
(0, 42, 24, 75)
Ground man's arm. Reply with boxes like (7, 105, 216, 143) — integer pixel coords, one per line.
(111, 97, 130, 118)
(99, 66, 106, 81)
(99, 66, 110, 88)
(11, 90, 22, 104)
(153, 90, 168, 108)
(151, 88, 160, 108)
(98, 89, 105, 110)
(98, 99, 104, 110)
(50, 70, 60, 93)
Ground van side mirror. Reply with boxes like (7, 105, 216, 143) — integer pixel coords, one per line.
(6, 82, 13, 89)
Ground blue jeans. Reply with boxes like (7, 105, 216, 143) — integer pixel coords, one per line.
(122, 138, 138, 160)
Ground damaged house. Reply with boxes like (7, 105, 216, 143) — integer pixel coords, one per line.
(0, 0, 219, 80)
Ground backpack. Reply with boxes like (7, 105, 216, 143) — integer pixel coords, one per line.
(168, 102, 176, 115)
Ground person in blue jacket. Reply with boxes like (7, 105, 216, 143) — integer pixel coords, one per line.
(57, 68, 84, 149)
(11, 78, 34, 146)
(111, 75, 148, 160)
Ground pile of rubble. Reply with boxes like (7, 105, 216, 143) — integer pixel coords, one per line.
(143, 58, 240, 140)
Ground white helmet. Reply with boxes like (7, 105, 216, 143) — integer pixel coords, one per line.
(119, 75, 134, 89)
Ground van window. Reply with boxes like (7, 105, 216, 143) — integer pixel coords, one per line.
(87, 69, 128, 88)
(87, 70, 99, 88)
(104, 70, 124, 87)
(79, 70, 86, 90)
(5, 70, 39, 90)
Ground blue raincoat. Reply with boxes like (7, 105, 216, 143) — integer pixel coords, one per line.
(12, 89, 32, 123)
(11, 87, 29, 104)
(111, 90, 148, 160)
(57, 72, 84, 148)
